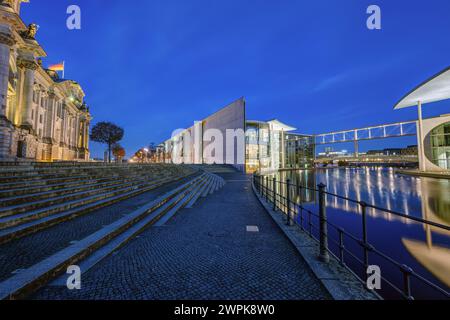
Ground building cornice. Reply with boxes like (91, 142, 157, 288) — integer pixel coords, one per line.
(0, 3, 27, 33)
(17, 56, 38, 70)
(0, 30, 14, 45)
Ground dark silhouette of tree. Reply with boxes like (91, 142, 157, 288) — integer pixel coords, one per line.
(90, 122, 124, 163)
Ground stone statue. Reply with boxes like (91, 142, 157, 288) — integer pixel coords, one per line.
(1, 0, 15, 8)
(23, 23, 38, 39)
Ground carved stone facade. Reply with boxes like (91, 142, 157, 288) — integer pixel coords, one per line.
(0, 0, 91, 161)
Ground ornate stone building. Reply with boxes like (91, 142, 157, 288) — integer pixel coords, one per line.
(0, 0, 91, 161)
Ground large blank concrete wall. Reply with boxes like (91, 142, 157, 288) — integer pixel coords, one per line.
(202, 97, 246, 171)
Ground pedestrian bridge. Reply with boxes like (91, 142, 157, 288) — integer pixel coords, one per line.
(314, 120, 417, 145)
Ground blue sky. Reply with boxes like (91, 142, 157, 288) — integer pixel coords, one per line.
(21, 0, 450, 158)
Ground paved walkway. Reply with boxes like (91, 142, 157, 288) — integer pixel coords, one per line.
(0, 175, 198, 282)
(33, 172, 331, 300)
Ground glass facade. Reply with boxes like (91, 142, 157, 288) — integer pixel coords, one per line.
(429, 122, 450, 170)
(245, 122, 273, 173)
(285, 134, 315, 169)
(245, 121, 315, 173)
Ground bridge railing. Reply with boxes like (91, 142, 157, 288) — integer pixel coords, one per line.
(314, 120, 417, 145)
(253, 174, 450, 300)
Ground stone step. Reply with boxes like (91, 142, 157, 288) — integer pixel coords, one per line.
(0, 173, 181, 227)
(0, 166, 160, 182)
(153, 177, 207, 226)
(0, 163, 188, 176)
(0, 163, 183, 175)
(0, 174, 196, 245)
(0, 176, 120, 198)
(0, 172, 95, 183)
(209, 177, 218, 194)
(0, 177, 152, 218)
(0, 172, 158, 207)
(185, 175, 215, 208)
(0, 166, 186, 191)
(0, 168, 181, 203)
(0, 174, 98, 191)
(201, 178, 215, 197)
(0, 173, 207, 299)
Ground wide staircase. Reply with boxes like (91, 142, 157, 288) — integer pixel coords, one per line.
(0, 162, 226, 299)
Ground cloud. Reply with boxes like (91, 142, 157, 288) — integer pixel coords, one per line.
(313, 73, 349, 92)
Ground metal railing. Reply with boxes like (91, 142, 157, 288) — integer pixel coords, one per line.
(253, 174, 450, 300)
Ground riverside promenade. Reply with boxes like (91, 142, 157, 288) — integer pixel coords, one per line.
(33, 170, 332, 300)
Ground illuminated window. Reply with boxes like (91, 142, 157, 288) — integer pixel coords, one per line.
(429, 122, 450, 170)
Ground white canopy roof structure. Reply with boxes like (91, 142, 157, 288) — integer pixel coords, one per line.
(267, 119, 296, 132)
(394, 66, 450, 109)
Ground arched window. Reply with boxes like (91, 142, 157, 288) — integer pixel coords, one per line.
(429, 122, 450, 169)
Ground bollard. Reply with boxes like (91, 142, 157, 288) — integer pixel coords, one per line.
(273, 177, 277, 210)
(318, 183, 330, 263)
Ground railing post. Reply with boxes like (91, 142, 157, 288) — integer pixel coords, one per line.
(338, 228, 345, 265)
(286, 179, 293, 226)
(307, 211, 312, 236)
(259, 175, 263, 195)
(272, 177, 277, 211)
(265, 176, 269, 201)
(318, 183, 330, 263)
(279, 180, 282, 212)
(297, 180, 303, 229)
(400, 265, 414, 300)
(261, 175, 265, 198)
(360, 201, 370, 277)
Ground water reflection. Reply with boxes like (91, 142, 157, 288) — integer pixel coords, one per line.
(274, 167, 450, 224)
(403, 178, 450, 288)
(267, 167, 450, 295)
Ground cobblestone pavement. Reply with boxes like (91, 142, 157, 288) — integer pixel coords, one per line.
(0, 174, 199, 282)
(33, 172, 332, 300)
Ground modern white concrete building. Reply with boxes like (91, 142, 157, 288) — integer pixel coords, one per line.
(150, 97, 315, 173)
(394, 66, 450, 172)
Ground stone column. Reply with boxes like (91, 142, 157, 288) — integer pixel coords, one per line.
(60, 106, 67, 146)
(18, 58, 38, 129)
(44, 92, 55, 139)
(75, 115, 81, 148)
(84, 121, 89, 149)
(0, 27, 14, 118)
(0, 26, 15, 159)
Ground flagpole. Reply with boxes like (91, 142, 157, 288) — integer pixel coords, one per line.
(62, 61, 65, 79)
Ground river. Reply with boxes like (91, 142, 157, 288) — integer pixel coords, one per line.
(265, 167, 450, 300)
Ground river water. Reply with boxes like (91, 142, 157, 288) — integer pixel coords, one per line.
(265, 167, 450, 300)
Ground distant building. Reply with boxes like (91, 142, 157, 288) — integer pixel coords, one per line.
(148, 98, 315, 173)
(401, 145, 418, 156)
(366, 147, 416, 157)
(317, 148, 350, 158)
(383, 148, 403, 156)
(0, 1, 91, 161)
(366, 150, 383, 156)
